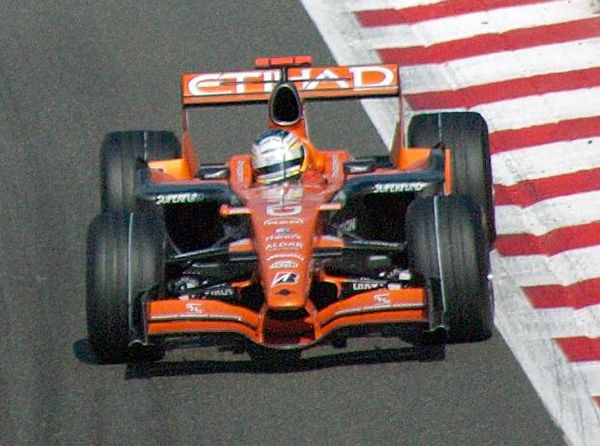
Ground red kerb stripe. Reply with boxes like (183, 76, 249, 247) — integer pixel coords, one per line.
(556, 337, 600, 362)
(494, 167, 600, 207)
(524, 279, 600, 309)
(356, 0, 554, 27)
(406, 67, 600, 110)
(495, 222, 600, 257)
(379, 18, 600, 65)
(490, 117, 600, 153)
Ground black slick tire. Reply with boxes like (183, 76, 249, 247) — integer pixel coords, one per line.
(100, 130, 181, 213)
(86, 211, 165, 364)
(407, 112, 496, 245)
(406, 195, 493, 343)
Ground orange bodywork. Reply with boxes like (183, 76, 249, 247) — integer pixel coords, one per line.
(180, 63, 399, 105)
(145, 147, 435, 348)
(141, 58, 449, 349)
(147, 287, 427, 347)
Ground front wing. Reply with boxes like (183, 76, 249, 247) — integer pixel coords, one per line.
(146, 285, 444, 348)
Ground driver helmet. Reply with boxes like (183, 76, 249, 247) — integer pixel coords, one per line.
(251, 129, 307, 184)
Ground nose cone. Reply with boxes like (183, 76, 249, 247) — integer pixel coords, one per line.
(249, 190, 320, 311)
(266, 281, 306, 310)
(260, 226, 312, 310)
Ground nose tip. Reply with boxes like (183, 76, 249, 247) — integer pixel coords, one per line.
(267, 288, 306, 310)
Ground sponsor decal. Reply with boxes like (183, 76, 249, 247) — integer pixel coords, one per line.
(346, 163, 373, 174)
(352, 282, 385, 291)
(264, 217, 303, 226)
(342, 278, 387, 295)
(346, 277, 387, 292)
(185, 303, 203, 313)
(269, 260, 299, 269)
(266, 232, 301, 241)
(266, 204, 302, 216)
(267, 253, 305, 261)
(156, 192, 205, 205)
(266, 242, 302, 251)
(372, 182, 429, 193)
(188, 71, 263, 96)
(271, 272, 299, 286)
(186, 65, 396, 97)
(275, 227, 290, 234)
(349, 65, 395, 89)
(203, 286, 234, 298)
(304, 68, 349, 90)
(373, 294, 391, 305)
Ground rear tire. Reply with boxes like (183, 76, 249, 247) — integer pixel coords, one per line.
(407, 112, 495, 245)
(100, 130, 181, 213)
(406, 195, 493, 343)
(86, 211, 165, 363)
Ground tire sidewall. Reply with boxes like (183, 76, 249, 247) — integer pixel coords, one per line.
(407, 112, 496, 246)
(406, 195, 493, 342)
(100, 130, 181, 213)
(86, 211, 165, 363)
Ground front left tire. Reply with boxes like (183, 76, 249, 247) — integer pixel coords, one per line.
(86, 210, 165, 363)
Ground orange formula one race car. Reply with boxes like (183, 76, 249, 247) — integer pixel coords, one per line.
(86, 56, 495, 365)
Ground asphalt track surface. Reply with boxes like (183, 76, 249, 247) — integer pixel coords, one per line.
(0, 2, 567, 445)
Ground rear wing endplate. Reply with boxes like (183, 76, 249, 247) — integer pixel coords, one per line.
(181, 64, 399, 105)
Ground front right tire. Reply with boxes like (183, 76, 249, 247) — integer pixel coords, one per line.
(407, 112, 496, 246)
(406, 195, 493, 343)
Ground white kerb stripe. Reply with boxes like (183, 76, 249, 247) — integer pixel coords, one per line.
(373, 87, 600, 138)
(535, 306, 600, 339)
(361, 1, 593, 50)
(495, 191, 600, 236)
(491, 251, 600, 446)
(471, 86, 600, 132)
(400, 38, 600, 94)
(301, 0, 404, 148)
(300, 0, 381, 66)
(496, 245, 600, 287)
(491, 137, 600, 186)
(573, 363, 600, 395)
(302, 2, 600, 444)
(345, 0, 445, 11)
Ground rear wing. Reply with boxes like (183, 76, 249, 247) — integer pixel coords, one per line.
(181, 63, 399, 106)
